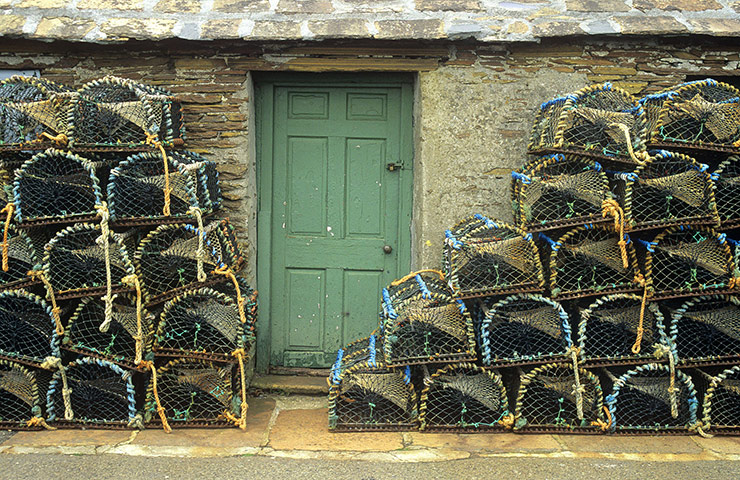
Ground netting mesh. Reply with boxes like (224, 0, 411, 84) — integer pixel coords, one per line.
(0, 290, 59, 366)
(702, 366, 740, 431)
(0, 76, 70, 148)
(70, 76, 183, 148)
(154, 288, 253, 360)
(621, 150, 719, 229)
(174, 150, 222, 213)
(107, 152, 200, 221)
(514, 363, 606, 431)
(0, 224, 40, 288)
(444, 214, 544, 298)
(63, 295, 151, 368)
(669, 295, 740, 363)
(328, 338, 417, 431)
(419, 363, 509, 431)
(44, 223, 135, 294)
(47, 357, 136, 425)
(713, 155, 740, 228)
(647, 78, 740, 151)
(544, 225, 641, 299)
(213, 219, 244, 271)
(479, 294, 572, 366)
(13, 149, 102, 223)
(512, 153, 611, 231)
(145, 359, 239, 426)
(577, 295, 668, 364)
(0, 359, 41, 426)
(529, 83, 647, 163)
(605, 364, 698, 431)
(645, 226, 737, 297)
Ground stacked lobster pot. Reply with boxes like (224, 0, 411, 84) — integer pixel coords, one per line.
(0, 75, 256, 432)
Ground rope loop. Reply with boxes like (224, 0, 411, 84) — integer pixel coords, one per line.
(601, 198, 628, 269)
(40, 132, 68, 146)
(631, 274, 649, 354)
(27, 416, 55, 430)
(1, 202, 14, 272)
(122, 274, 144, 364)
(232, 348, 249, 430)
(29, 270, 64, 336)
(214, 265, 247, 325)
(187, 207, 206, 282)
(497, 413, 515, 429)
(139, 360, 171, 433)
(568, 346, 585, 420)
(146, 132, 172, 216)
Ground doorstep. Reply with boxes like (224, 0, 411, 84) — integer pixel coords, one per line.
(251, 374, 329, 395)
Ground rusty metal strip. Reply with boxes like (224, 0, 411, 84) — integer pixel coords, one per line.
(330, 423, 418, 433)
(55, 284, 135, 301)
(582, 357, 670, 369)
(59, 345, 142, 371)
(524, 216, 612, 233)
(144, 276, 231, 308)
(422, 425, 509, 433)
(0, 422, 44, 431)
(652, 287, 740, 301)
(387, 353, 477, 368)
(677, 356, 740, 369)
(50, 420, 132, 430)
(152, 348, 239, 364)
(146, 419, 234, 429)
(515, 425, 606, 435)
(627, 217, 719, 233)
(553, 286, 642, 301)
(453, 284, 545, 301)
(17, 214, 99, 228)
(648, 142, 740, 155)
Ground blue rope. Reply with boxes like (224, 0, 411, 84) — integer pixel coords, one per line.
(331, 349, 343, 385)
(511, 171, 532, 184)
(381, 288, 397, 319)
(403, 365, 411, 384)
(538, 233, 561, 251)
(368, 335, 377, 368)
(416, 274, 431, 299)
(456, 299, 467, 313)
(445, 230, 463, 250)
(637, 238, 657, 252)
(540, 97, 567, 111)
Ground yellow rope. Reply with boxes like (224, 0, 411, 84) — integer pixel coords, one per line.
(41, 356, 73, 420)
(1, 202, 14, 272)
(28, 270, 64, 336)
(95, 203, 116, 333)
(389, 269, 446, 287)
(631, 274, 649, 354)
(497, 413, 515, 429)
(188, 206, 206, 282)
(26, 416, 55, 430)
(40, 132, 68, 146)
(613, 123, 651, 165)
(690, 421, 714, 438)
(146, 133, 171, 216)
(569, 346, 585, 420)
(139, 360, 171, 433)
(654, 344, 678, 419)
(214, 265, 247, 325)
(591, 405, 612, 431)
(232, 348, 249, 430)
(601, 198, 629, 269)
(122, 274, 143, 365)
(728, 277, 740, 290)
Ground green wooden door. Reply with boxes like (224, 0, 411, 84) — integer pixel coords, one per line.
(256, 75, 413, 369)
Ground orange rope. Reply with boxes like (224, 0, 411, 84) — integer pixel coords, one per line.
(40, 132, 68, 146)
(631, 274, 648, 354)
(139, 360, 171, 433)
(1, 203, 14, 272)
(27, 416, 55, 430)
(232, 348, 249, 430)
(28, 270, 64, 336)
(146, 133, 171, 216)
(214, 265, 246, 324)
(591, 405, 612, 431)
(602, 199, 628, 269)
(390, 269, 445, 287)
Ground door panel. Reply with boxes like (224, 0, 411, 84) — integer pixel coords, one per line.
(258, 77, 413, 368)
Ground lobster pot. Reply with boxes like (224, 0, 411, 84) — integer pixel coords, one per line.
(0, 290, 60, 367)
(135, 223, 232, 302)
(645, 78, 740, 152)
(208, 273, 258, 336)
(0, 359, 44, 429)
(419, 363, 509, 431)
(70, 76, 184, 149)
(175, 150, 222, 213)
(578, 295, 669, 365)
(47, 357, 136, 427)
(528, 83, 647, 163)
(63, 295, 151, 368)
(382, 292, 476, 366)
(108, 152, 202, 223)
(329, 333, 383, 383)
(702, 366, 740, 434)
(383, 271, 450, 309)
(669, 295, 740, 365)
(0, 224, 40, 289)
(154, 288, 254, 361)
(512, 154, 612, 232)
(479, 294, 572, 366)
(544, 226, 641, 300)
(713, 155, 740, 228)
(644, 226, 737, 298)
(145, 359, 241, 427)
(444, 214, 544, 298)
(211, 219, 244, 271)
(328, 342, 416, 431)
(44, 223, 135, 297)
(514, 363, 607, 432)
(606, 364, 698, 432)
(620, 150, 719, 230)
(0, 76, 70, 149)
(13, 149, 102, 225)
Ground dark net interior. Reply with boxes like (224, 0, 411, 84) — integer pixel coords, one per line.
(420, 363, 509, 430)
(578, 295, 666, 363)
(527, 97, 568, 154)
(479, 294, 571, 366)
(0, 360, 39, 425)
(713, 155, 740, 228)
(0, 291, 58, 365)
(0, 224, 39, 287)
(671, 295, 740, 362)
(14, 149, 101, 222)
(0, 76, 69, 147)
(703, 366, 740, 429)
(515, 364, 605, 430)
(173, 150, 222, 213)
(647, 227, 735, 296)
(445, 215, 543, 298)
(624, 150, 718, 229)
(47, 357, 135, 424)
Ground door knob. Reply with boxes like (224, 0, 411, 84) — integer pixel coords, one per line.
(383, 245, 393, 254)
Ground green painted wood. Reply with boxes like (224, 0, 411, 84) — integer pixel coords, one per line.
(256, 74, 413, 369)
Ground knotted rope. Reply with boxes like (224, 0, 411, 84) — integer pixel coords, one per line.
(231, 348, 249, 430)
(138, 360, 171, 433)
(146, 133, 171, 216)
(1, 202, 14, 272)
(214, 265, 247, 325)
(590, 405, 612, 432)
(631, 274, 649, 354)
(188, 206, 206, 282)
(27, 416, 55, 430)
(613, 123, 651, 165)
(40, 132, 68, 147)
(28, 270, 64, 336)
(95, 203, 117, 333)
(654, 344, 679, 419)
(390, 269, 446, 287)
(497, 413, 515, 429)
(122, 274, 143, 365)
(601, 198, 628, 269)
(690, 421, 714, 438)
(41, 356, 73, 421)
(568, 346, 585, 420)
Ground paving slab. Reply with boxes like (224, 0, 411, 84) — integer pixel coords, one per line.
(694, 436, 740, 455)
(132, 397, 275, 448)
(555, 434, 704, 454)
(269, 408, 404, 452)
(410, 432, 561, 453)
(1, 429, 133, 447)
(252, 375, 328, 395)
